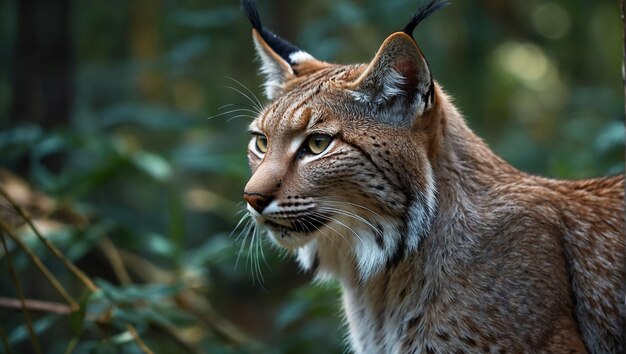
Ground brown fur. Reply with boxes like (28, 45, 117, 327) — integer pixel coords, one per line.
(242, 20, 625, 354)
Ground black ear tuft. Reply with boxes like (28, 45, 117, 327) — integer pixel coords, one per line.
(240, 0, 305, 66)
(241, 0, 263, 31)
(402, 0, 449, 38)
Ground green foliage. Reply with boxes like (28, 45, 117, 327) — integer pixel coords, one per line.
(0, 0, 623, 353)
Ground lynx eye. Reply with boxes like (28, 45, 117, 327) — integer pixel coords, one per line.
(307, 134, 332, 155)
(255, 134, 268, 153)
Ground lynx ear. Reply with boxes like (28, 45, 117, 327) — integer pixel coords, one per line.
(242, 0, 317, 100)
(348, 33, 433, 125)
(347, 0, 448, 125)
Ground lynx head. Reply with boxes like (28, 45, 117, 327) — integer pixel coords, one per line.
(241, 0, 449, 280)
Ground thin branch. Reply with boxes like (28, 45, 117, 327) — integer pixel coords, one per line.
(149, 322, 202, 354)
(127, 324, 155, 354)
(0, 187, 155, 354)
(118, 249, 172, 283)
(0, 295, 185, 354)
(0, 297, 73, 316)
(0, 219, 78, 309)
(63, 336, 79, 354)
(0, 326, 15, 354)
(118, 249, 257, 347)
(177, 291, 257, 347)
(1, 232, 42, 354)
(99, 237, 132, 285)
(0, 186, 97, 292)
(96, 245, 199, 353)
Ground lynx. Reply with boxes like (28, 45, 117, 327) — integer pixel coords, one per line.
(239, 0, 625, 353)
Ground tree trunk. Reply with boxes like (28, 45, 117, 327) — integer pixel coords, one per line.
(11, 0, 73, 131)
(622, 0, 625, 120)
(10, 0, 73, 173)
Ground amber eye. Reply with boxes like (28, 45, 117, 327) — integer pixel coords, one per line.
(255, 135, 268, 153)
(307, 134, 332, 155)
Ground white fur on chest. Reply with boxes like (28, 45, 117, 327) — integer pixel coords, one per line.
(341, 278, 460, 354)
(292, 197, 438, 353)
(296, 218, 404, 281)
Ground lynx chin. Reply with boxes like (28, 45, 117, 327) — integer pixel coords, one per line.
(239, 0, 625, 353)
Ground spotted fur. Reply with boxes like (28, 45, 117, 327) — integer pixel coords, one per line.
(240, 1, 625, 353)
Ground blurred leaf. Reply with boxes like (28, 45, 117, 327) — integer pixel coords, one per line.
(595, 121, 624, 153)
(66, 220, 115, 261)
(96, 279, 183, 305)
(110, 307, 145, 328)
(30, 134, 71, 191)
(111, 330, 134, 345)
(130, 151, 173, 182)
(146, 232, 176, 258)
(0, 125, 42, 149)
(8, 314, 60, 346)
(143, 305, 196, 327)
(33, 134, 67, 158)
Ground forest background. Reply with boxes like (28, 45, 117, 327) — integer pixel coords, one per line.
(0, 0, 624, 353)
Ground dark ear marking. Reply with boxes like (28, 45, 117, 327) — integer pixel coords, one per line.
(241, 0, 262, 30)
(241, 0, 306, 65)
(401, 0, 448, 110)
(402, 0, 450, 39)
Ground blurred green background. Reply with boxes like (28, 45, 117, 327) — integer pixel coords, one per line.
(0, 0, 623, 353)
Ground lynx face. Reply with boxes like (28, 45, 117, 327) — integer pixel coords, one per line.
(242, 1, 441, 279)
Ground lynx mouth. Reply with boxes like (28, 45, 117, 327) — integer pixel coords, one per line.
(263, 214, 330, 235)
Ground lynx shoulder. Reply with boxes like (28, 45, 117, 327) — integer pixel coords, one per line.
(239, 1, 625, 353)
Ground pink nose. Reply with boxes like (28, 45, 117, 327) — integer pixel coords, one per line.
(244, 192, 273, 213)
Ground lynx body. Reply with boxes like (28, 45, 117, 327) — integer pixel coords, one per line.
(240, 1, 625, 353)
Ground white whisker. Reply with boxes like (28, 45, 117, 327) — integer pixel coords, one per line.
(234, 220, 254, 269)
(207, 108, 259, 121)
(325, 215, 364, 244)
(320, 199, 385, 220)
(307, 212, 351, 245)
(302, 214, 340, 251)
(317, 206, 382, 236)
(225, 76, 264, 112)
(226, 114, 257, 122)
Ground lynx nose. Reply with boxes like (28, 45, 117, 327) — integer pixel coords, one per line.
(244, 192, 274, 214)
